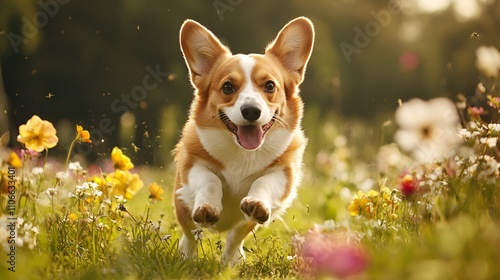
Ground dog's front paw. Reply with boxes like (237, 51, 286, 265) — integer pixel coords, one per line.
(240, 197, 270, 224)
(193, 203, 220, 226)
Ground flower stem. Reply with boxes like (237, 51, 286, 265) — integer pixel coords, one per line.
(64, 138, 78, 171)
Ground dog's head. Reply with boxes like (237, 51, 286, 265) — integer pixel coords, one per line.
(180, 17, 314, 150)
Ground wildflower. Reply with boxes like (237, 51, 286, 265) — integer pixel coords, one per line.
(8, 152, 22, 168)
(395, 98, 461, 163)
(475, 46, 500, 79)
(31, 167, 44, 175)
(348, 187, 398, 219)
(148, 182, 164, 201)
(480, 137, 497, 148)
(107, 170, 143, 199)
(17, 115, 59, 152)
(45, 188, 57, 197)
(55, 171, 69, 180)
(68, 213, 78, 222)
(488, 123, 500, 133)
(97, 222, 105, 231)
(111, 147, 134, 171)
(0, 170, 14, 194)
(68, 161, 83, 172)
(301, 226, 369, 278)
(488, 96, 500, 112)
(348, 189, 379, 219)
(400, 174, 418, 197)
(76, 125, 92, 143)
(467, 106, 484, 120)
(192, 228, 203, 241)
(65, 125, 93, 170)
(114, 195, 127, 204)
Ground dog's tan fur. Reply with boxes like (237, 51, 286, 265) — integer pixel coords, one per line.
(173, 17, 314, 264)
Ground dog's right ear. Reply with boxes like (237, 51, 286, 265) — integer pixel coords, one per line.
(180, 20, 231, 89)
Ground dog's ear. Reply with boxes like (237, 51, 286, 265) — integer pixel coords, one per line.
(180, 19, 231, 88)
(265, 17, 315, 85)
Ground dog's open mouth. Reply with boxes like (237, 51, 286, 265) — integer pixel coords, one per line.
(219, 111, 277, 150)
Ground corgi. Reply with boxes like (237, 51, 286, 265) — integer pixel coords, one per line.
(173, 17, 314, 264)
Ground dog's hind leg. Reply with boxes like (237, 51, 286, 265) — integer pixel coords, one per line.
(222, 221, 257, 265)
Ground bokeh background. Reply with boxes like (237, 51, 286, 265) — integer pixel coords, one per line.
(1, 0, 499, 165)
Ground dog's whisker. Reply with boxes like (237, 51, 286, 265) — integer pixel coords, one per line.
(274, 115, 290, 129)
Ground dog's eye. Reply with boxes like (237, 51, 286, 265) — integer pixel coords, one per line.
(264, 81, 276, 93)
(222, 82, 236, 95)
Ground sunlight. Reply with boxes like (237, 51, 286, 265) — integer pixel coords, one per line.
(453, 0, 481, 21)
(416, 0, 452, 13)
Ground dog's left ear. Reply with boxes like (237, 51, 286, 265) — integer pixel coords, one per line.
(265, 17, 315, 85)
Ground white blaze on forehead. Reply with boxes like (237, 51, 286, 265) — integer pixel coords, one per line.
(223, 54, 272, 125)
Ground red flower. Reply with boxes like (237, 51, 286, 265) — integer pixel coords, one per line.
(400, 174, 418, 196)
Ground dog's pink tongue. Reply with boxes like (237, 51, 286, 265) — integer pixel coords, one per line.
(237, 125, 263, 150)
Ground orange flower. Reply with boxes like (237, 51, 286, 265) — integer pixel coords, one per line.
(17, 115, 58, 152)
(76, 125, 92, 143)
(111, 147, 134, 171)
(148, 182, 164, 201)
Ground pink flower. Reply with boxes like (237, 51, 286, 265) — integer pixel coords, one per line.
(20, 149, 42, 158)
(301, 228, 369, 278)
(468, 106, 484, 118)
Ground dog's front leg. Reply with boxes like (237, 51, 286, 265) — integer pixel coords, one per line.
(186, 163, 223, 226)
(176, 162, 223, 257)
(240, 168, 291, 224)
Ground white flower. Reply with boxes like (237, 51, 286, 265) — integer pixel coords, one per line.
(88, 181, 99, 189)
(480, 137, 498, 148)
(92, 189, 103, 197)
(488, 123, 500, 133)
(103, 198, 112, 206)
(68, 161, 83, 172)
(32, 167, 44, 175)
(395, 98, 462, 162)
(475, 46, 500, 79)
(45, 188, 57, 197)
(115, 195, 127, 204)
(31, 226, 39, 234)
(97, 222, 105, 231)
(56, 171, 69, 180)
(191, 228, 203, 241)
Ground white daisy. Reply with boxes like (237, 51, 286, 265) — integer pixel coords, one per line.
(475, 46, 500, 79)
(395, 98, 462, 162)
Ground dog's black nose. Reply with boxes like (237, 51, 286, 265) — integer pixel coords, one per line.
(241, 104, 261, 122)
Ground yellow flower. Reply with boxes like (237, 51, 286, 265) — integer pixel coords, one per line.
(148, 182, 164, 201)
(111, 147, 134, 171)
(68, 213, 78, 222)
(348, 190, 379, 219)
(106, 170, 143, 200)
(17, 115, 59, 152)
(8, 152, 22, 168)
(0, 169, 13, 194)
(76, 125, 92, 143)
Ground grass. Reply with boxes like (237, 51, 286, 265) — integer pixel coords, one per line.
(1, 97, 499, 279)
